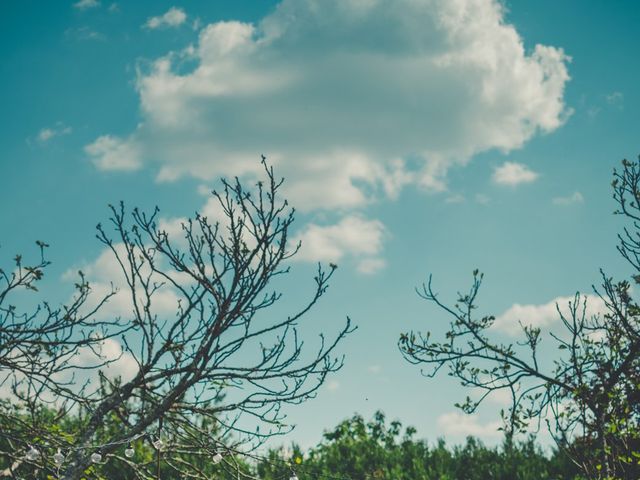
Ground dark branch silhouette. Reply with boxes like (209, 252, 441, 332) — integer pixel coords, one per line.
(400, 157, 640, 479)
(0, 159, 353, 480)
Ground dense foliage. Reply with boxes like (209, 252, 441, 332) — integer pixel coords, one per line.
(1, 408, 581, 479)
(257, 412, 581, 480)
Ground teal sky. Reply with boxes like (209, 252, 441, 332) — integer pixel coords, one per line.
(1, 0, 640, 450)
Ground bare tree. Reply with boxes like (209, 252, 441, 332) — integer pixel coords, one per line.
(0, 238, 129, 477)
(0, 159, 353, 479)
(0, 241, 123, 384)
(399, 158, 640, 479)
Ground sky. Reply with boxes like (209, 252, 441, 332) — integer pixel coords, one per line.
(1, 0, 640, 452)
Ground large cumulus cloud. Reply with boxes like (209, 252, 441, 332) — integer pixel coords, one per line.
(86, 0, 570, 211)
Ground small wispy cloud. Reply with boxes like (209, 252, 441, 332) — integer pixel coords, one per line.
(479, 387, 513, 407)
(326, 380, 340, 392)
(356, 258, 386, 275)
(65, 26, 106, 41)
(37, 123, 72, 143)
(73, 0, 100, 10)
(291, 215, 387, 275)
(437, 411, 502, 439)
(475, 194, 490, 205)
(144, 7, 187, 29)
(587, 105, 601, 119)
(553, 191, 584, 206)
(605, 91, 624, 107)
(492, 294, 606, 336)
(84, 135, 142, 171)
(445, 193, 465, 204)
(492, 162, 539, 187)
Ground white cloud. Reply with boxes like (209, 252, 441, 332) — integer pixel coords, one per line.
(356, 257, 386, 275)
(486, 388, 513, 407)
(492, 294, 607, 336)
(475, 193, 490, 205)
(158, 216, 188, 241)
(64, 243, 183, 321)
(437, 411, 502, 439)
(492, 161, 539, 186)
(85, 135, 142, 171)
(68, 338, 138, 383)
(157, 196, 383, 273)
(0, 338, 137, 403)
(37, 123, 72, 142)
(86, 0, 570, 210)
(291, 215, 386, 273)
(145, 7, 187, 29)
(38, 129, 55, 142)
(445, 193, 465, 204)
(65, 26, 105, 41)
(552, 191, 584, 205)
(605, 91, 623, 107)
(326, 380, 340, 392)
(74, 0, 100, 10)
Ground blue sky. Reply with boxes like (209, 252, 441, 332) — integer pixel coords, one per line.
(1, 0, 640, 450)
